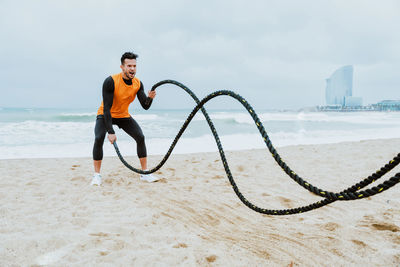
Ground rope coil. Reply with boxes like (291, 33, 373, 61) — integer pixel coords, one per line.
(113, 80, 400, 215)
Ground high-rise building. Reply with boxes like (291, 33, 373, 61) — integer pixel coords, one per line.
(325, 65, 354, 106)
(344, 96, 362, 107)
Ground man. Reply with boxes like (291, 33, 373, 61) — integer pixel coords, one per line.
(91, 52, 158, 185)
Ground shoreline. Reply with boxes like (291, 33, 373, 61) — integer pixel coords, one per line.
(1, 138, 399, 265)
(1, 137, 400, 161)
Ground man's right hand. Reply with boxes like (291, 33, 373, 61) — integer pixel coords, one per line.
(108, 133, 117, 144)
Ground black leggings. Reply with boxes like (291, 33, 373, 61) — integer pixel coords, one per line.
(93, 116, 147, 160)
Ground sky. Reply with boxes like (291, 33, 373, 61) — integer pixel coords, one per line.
(0, 0, 399, 110)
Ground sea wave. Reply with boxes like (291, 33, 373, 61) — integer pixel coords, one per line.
(0, 121, 94, 146)
(56, 112, 97, 122)
(109, 127, 400, 157)
(1, 126, 400, 159)
(191, 111, 400, 126)
(1, 109, 400, 159)
(132, 114, 159, 121)
(60, 112, 97, 117)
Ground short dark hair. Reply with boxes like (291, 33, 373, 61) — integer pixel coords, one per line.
(121, 52, 138, 65)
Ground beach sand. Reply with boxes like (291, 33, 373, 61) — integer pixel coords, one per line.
(1, 138, 399, 266)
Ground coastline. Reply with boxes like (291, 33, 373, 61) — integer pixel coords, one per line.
(2, 109, 400, 160)
(1, 138, 399, 265)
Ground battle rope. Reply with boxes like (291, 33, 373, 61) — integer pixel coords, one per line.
(113, 80, 400, 215)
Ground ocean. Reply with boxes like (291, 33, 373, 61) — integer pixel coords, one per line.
(1, 107, 400, 159)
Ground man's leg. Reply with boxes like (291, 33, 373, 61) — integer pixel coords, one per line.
(94, 160, 102, 173)
(118, 117, 147, 168)
(139, 157, 147, 170)
(119, 117, 159, 182)
(92, 117, 107, 185)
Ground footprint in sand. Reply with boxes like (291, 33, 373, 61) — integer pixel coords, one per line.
(203, 214, 220, 227)
(360, 215, 400, 232)
(89, 232, 110, 237)
(278, 196, 293, 208)
(371, 223, 399, 232)
(352, 239, 367, 248)
(70, 176, 85, 182)
(99, 251, 109, 256)
(161, 212, 175, 219)
(206, 255, 217, 263)
(323, 222, 339, 232)
(156, 178, 167, 183)
(70, 165, 80, 170)
(294, 232, 304, 239)
(173, 243, 188, 248)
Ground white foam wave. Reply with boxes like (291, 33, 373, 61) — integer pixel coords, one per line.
(60, 112, 97, 117)
(0, 142, 95, 159)
(0, 121, 95, 146)
(132, 114, 159, 121)
(268, 127, 400, 147)
(193, 111, 400, 126)
(286, 112, 400, 125)
(2, 110, 400, 159)
(192, 112, 253, 124)
(1, 126, 400, 159)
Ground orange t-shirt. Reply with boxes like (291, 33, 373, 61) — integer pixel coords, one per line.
(97, 73, 141, 118)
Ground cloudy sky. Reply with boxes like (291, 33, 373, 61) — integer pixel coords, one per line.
(1, 0, 399, 110)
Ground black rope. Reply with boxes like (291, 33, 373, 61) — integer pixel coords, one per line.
(113, 80, 400, 215)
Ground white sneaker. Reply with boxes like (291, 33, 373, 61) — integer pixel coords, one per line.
(91, 173, 102, 186)
(140, 173, 159, 183)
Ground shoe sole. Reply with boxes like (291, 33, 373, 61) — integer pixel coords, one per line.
(140, 177, 159, 183)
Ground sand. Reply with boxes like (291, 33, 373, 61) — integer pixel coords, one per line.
(1, 138, 399, 266)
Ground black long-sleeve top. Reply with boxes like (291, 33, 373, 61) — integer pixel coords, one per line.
(102, 76, 152, 134)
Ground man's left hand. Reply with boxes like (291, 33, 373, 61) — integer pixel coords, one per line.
(148, 90, 156, 99)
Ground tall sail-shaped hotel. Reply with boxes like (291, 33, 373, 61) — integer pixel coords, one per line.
(325, 65, 362, 107)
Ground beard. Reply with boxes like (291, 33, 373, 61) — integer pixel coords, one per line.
(124, 70, 135, 79)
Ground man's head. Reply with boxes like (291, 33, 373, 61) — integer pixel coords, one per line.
(120, 52, 138, 80)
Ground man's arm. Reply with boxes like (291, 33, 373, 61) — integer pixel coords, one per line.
(102, 76, 115, 134)
(137, 81, 153, 110)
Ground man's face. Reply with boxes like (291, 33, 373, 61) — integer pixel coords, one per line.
(120, 58, 137, 79)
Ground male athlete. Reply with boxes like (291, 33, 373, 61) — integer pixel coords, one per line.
(91, 52, 158, 185)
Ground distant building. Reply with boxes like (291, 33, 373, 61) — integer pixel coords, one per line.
(320, 65, 364, 110)
(344, 96, 362, 107)
(317, 99, 400, 112)
(372, 100, 400, 111)
(325, 65, 353, 106)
